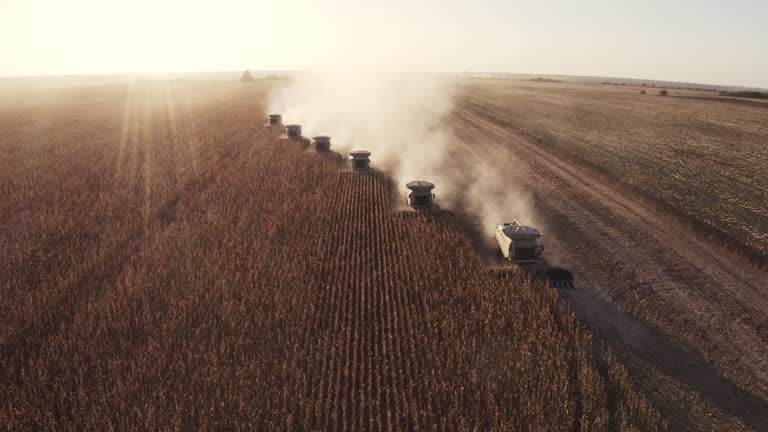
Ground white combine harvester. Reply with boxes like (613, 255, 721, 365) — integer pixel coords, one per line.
(495, 220, 573, 287)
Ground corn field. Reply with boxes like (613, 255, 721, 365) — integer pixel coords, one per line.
(1, 82, 665, 430)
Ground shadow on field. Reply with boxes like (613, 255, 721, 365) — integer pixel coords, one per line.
(561, 283, 768, 430)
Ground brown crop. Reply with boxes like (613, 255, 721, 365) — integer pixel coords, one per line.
(0, 82, 665, 430)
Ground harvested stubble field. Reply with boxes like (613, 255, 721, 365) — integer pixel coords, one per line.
(453, 80, 768, 430)
(0, 82, 665, 430)
(460, 79, 768, 265)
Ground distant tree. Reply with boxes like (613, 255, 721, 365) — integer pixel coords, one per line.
(530, 77, 563, 83)
(642, 83, 647, 87)
(240, 69, 255, 82)
(720, 90, 768, 99)
(659, 89, 669, 96)
(640, 90, 646, 94)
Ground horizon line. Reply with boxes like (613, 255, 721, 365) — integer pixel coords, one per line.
(1, 70, 765, 91)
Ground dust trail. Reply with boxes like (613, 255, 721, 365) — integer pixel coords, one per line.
(464, 158, 537, 234)
(268, 71, 538, 234)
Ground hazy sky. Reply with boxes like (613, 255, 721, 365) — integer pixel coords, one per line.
(2, 0, 767, 87)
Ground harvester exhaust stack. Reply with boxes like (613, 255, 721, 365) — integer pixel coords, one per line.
(268, 114, 282, 126)
(314, 136, 331, 151)
(406, 181, 435, 208)
(286, 124, 302, 138)
(349, 150, 371, 170)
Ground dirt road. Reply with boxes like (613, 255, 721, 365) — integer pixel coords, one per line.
(450, 92, 768, 431)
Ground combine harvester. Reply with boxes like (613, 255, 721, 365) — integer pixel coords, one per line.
(406, 181, 436, 209)
(286, 124, 302, 138)
(268, 114, 282, 126)
(402, 181, 570, 286)
(349, 150, 371, 170)
(313, 136, 331, 151)
(494, 221, 573, 288)
(271, 109, 571, 288)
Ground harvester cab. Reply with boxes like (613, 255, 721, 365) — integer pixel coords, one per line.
(494, 220, 573, 287)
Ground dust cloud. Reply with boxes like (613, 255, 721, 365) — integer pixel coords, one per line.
(268, 70, 538, 235)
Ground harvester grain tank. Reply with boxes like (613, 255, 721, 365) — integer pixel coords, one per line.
(286, 124, 302, 138)
(495, 221, 573, 286)
(314, 136, 331, 151)
(495, 222, 543, 262)
(349, 150, 371, 170)
(406, 181, 435, 208)
(268, 114, 282, 126)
